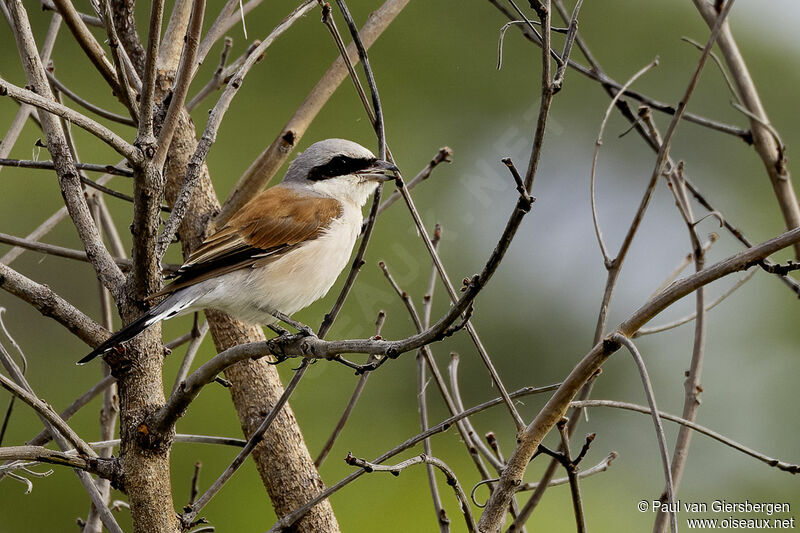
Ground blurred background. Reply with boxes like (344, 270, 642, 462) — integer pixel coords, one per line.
(0, 0, 798, 531)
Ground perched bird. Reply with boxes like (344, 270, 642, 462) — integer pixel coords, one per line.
(79, 139, 398, 364)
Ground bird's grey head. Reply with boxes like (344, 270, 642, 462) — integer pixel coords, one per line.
(282, 139, 398, 206)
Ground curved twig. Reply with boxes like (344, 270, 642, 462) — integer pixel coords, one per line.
(569, 400, 799, 474)
(345, 452, 476, 532)
(613, 334, 676, 533)
(590, 58, 659, 265)
(266, 383, 560, 532)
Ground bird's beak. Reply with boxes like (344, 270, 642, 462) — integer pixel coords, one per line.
(360, 159, 400, 182)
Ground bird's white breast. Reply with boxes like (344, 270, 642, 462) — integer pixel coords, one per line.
(190, 202, 362, 325)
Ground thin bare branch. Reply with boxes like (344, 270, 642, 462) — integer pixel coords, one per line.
(590, 59, 659, 265)
(156, 0, 316, 257)
(216, 0, 410, 227)
(692, 0, 800, 258)
(569, 400, 799, 474)
(636, 270, 755, 337)
(373, 147, 453, 220)
(170, 320, 210, 396)
(50, 0, 133, 114)
(0, 262, 108, 347)
(266, 383, 560, 532)
(99, 0, 140, 122)
(0, 446, 116, 478)
(0, 372, 95, 458)
(0, 158, 133, 176)
(180, 360, 309, 527)
(345, 452, 476, 532)
(315, 312, 385, 468)
(0, 77, 139, 163)
(137, 0, 165, 145)
(45, 70, 136, 126)
(153, 0, 207, 170)
(613, 334, 676, 533)
(41, 0, 102, 27)
(0, 232, 177, 273)
(28, 375, 115, 447)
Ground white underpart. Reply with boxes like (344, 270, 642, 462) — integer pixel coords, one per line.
(150, 196, 367, 326)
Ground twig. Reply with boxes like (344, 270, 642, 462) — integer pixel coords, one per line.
(216, 0, 410, 226)
(0, 76, 139, 164)
(550, 0, 583, 92)
(195, 0, 266, 68)
(50, 0, 127, 110)
(518, 452, 617, 491)
(680, 175, 800, 295)
(315, 311, 385, 468)
(84, 200, 118, 533)
(41, 0, 102, 26)
(635, 270, 755, 336)
(419, 351, 449, 533)
(0, 446, 115, 478)
(333, 0, 386, 155)
(0, 158, 133, 176)
(472, 450, 618, 507)
(378, 262, 501, 477)
(87, 434, 247, 450)
(556, 419, 587, 533)
(180, 360, 310, 526)
(45, 71, 136, 126)
(589, 59, 660, 265)
(152, 0, 207, 170)
(28, 375, 116, 447)
(612, 334, 676, 533)
(654, 158, 708, 533)
(416, 227, 451, 531)
(0, 262, 107, 348)
(189, 462, 202, 506)
(681, 36, 740, 104)
(647, 234, 718, 299)
(692, 0, 800, 258)
(0, 329, 121, 533)
(0, 372, 95, 458)
(569, 400, 799, 474)
(170, 320, 210, 396)
(0, 232, 176, 272)
(136, 0, 165, 146)
(156, 0, 316, 257)
(345, 452, 476, 532)
(186, 36, 235, 111)
(266, 383, 560, 531)
(319, 2, 373, 120)
(98, 0, 140, 122)
(0, 160, 124, 267)
(374, 147, 452, 220)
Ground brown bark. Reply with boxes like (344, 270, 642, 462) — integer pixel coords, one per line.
(113, 329, 181, 533)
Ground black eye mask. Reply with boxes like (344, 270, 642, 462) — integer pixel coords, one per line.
(307, 155, 376, 181)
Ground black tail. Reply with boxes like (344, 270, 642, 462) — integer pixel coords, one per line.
(78, 311, 155, 365)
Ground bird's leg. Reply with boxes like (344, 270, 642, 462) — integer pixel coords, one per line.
(267, 309, 317, 337)
(267, 323, 291, 337)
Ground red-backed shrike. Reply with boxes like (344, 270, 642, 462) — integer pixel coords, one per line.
(79, 139, 397, 364)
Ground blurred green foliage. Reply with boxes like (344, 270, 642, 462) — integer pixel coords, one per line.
(0, 0, 798, 531)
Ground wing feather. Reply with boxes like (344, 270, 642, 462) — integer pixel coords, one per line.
(149, 186, 341, 299)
